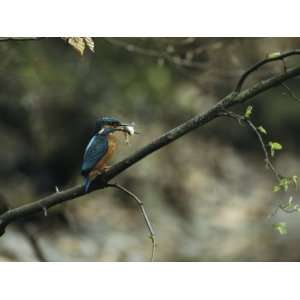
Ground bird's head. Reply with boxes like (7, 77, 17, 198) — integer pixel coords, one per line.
(94, 116, 130, 133)
(95, 116, 122, 131)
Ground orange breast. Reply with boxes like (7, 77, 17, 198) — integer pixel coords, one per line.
(89, 133, 117, 178)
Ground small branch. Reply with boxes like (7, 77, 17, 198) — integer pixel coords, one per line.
(105, 38, 206, 70)
(107, 183, 156, 262)
(281, 83, 300, 103)
(281, 59, 287, 74)
(279, 204, 299, 214)
(0, 37, 44, 42)
(245, 118, 281, 182)
(218, 111, 281, 181)
(234, 49, 300, 93)
(268, 202, 299, 218)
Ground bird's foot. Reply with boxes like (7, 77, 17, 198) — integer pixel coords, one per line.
(94, 166, 110, 176)
(102, 165, 111, 172)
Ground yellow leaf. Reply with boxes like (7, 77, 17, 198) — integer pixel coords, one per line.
(83, 37, 95, 53)
(68, 37, 86, 55)
(62, 37, 95, 55)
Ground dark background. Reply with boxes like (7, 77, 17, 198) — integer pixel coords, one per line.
(1, 37, 300, 261)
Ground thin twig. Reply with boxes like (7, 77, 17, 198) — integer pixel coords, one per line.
(218, 110, 281, 182)
(245, 119, 281, 182)
(281, 59, 287, 74)
(105, 38, 207, 70)
(268, 206, 280, 218)
(268, 202, 299, 218)
(234, 49, 300, 93)
(0, 37, 44, 42)
(107, 183, 156, 262)
(279, 204, 299, 213)
(281, 83, 300, 103)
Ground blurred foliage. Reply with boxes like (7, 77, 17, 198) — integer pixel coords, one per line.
(1, 38, 300, 261)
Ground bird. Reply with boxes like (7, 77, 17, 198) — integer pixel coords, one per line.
(81, 117, 130, 193)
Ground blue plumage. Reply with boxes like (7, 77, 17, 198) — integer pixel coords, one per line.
(81, 134, 108, 175)
(81, 133, 108, 192)
(81, 127, 122, 193)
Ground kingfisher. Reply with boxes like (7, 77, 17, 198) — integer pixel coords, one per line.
(81, 117, 131, 193)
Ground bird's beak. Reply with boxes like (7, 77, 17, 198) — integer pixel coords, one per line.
(116, 125, 131, 134)
(115, 123, 141, 135)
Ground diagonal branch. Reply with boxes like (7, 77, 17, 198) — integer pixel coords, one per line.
(100, 66, 300, 183)
(107, 183, 156, 262)
(1, 65, 300, 236)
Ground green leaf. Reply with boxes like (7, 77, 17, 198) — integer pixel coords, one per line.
(273, 185, 281, 192)
(258, 126, 267, 135)
(269, 141, 283, 157)
(272, 142, 282, 150)
(275, 177, 298, 192)
(244, 105, 253, 119)
(273, 222, 287, 235)
(279, 177, 290, 192)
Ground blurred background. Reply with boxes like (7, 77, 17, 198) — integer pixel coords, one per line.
(0, 37, 300, 261)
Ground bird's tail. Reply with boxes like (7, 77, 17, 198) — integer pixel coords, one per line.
(83, 176, 91, 193)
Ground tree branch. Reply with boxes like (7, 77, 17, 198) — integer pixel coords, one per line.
(0, 37, 44, 42)
(1, 64, 300, 236)
(105, 38, 206, 70)
(234, 50, 300, 92)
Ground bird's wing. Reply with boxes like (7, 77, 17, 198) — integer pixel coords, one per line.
(81, 134, 108, 175)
